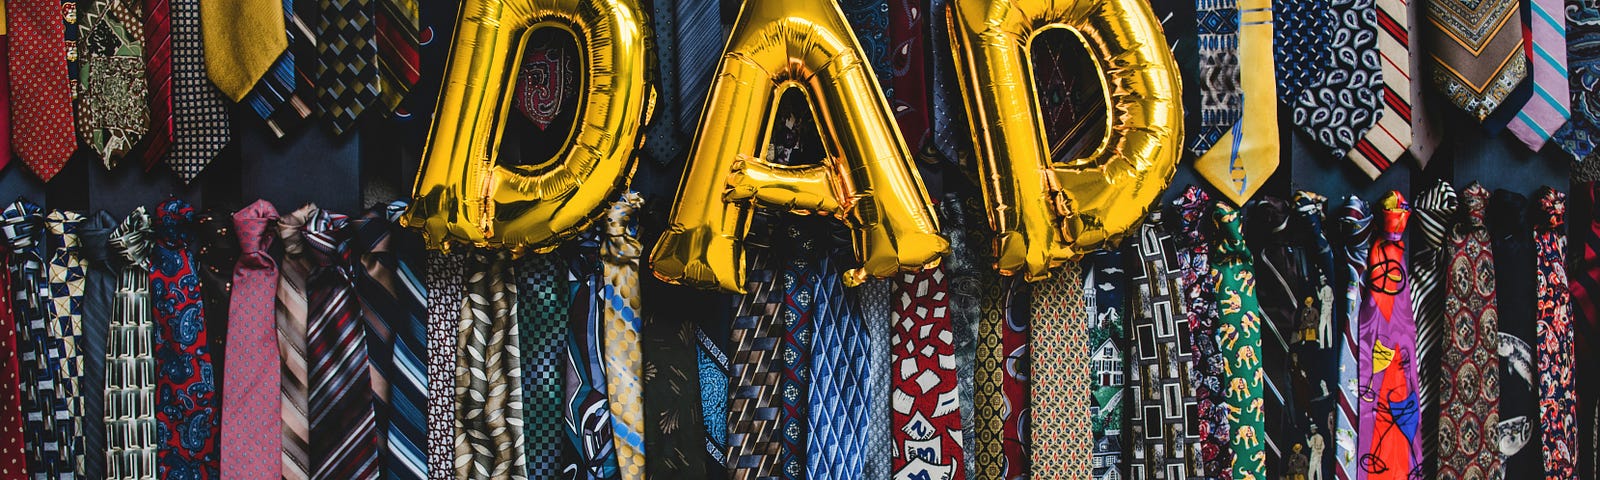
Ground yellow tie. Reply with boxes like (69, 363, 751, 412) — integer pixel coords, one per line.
(200, 0, 288, 102)
(1194, 0, 1278, 206)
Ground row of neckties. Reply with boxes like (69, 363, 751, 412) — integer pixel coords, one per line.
(3, 0, 419, 184)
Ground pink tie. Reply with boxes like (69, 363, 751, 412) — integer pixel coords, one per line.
(221, 200, 283, 478)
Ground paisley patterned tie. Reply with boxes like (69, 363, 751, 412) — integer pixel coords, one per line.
(1534, 187, 1577, 479)
(599, 194, 646, 480)
(456, 249, 526, 479)
(150, 199, 220, 479)
(1436, 183, 1502, 479)
(1357, 192, 1422, 480)
(1210, 203, 1266, 479)
(1172, 185, 1232, 478)
(941, 195, 985, 480)
(892, 266, 966, 479)
(1126, 212, 1200, 479)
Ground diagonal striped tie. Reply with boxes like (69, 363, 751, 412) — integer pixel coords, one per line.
(353, 202, 430, 480)
(374, 0, 419, 113)
(303, 209, 381, 480)
(1348, 0, 1415, 178)
(1331, 196, 1372, 480)
(1507, 0, 1571, 150)
(1410, 180, 1456, 477)
(140, 0, 175, 169)
(599, 194, 646, 480)
(245, 0, 316, 137)
(276, 205, 318, 480)
(456, 249, 526, 479)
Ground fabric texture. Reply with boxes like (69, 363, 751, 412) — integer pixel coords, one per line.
(1030, 264, 1089, 478)
(806, 247, 874, 480)
(514, 253, 570, 478)
(727, 249, 783, 480)
(77, 211, 119, 480)
(1293, 0, 1384, 161)
(1348, 0, 1416, 177)
(1436, 183, 1503, 480)
(106, 208, 158, 479)
(313, 0, 378, 134)
(1555, 0, 1600, 161)
(8, 0, 79, 181)
(1085, 251, 1126, 479)
(44, 211, 87, 477)
(1572, 182, 1600, 480)
(4, 200, 60, 477)
(139, 0, 173, 169)
(76, 0, 149, 166)
(1211, 203, 1269, 479)
(168, 0, 231, 183)
(1193, 0, 1278, 205)
(221, 200, 282, 478)
(150, 199, 219, 479)
(198, 0, 287, 101)
(455, 249, 525, 479)
(1193, 0, 1242, 155)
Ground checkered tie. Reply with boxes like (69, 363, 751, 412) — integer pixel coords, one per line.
(514, 254, 569, 477)
(169, 0, 231, 183)
(314, 0, 379, 134)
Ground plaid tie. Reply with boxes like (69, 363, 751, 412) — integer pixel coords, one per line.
(9, 0, 79, 181)
(304, 209, 381, 480)
(150, 199, 220, 479)
(1172, 186, 1234, 478)
(221, 201, 282, 477)
(314, 0, 379, 134)
(514, 254, 569, 477)
(1555, 1, 1600, 161)
(1210, 203, 1267, 479)
(76, 0, 150, 167)
(1436, 183, 1504, 479)
(1506, 0, 1571, 150)
(276, 205, 317, 480)
(456, 249, 526, 479)
(169, 0, 231, 183)
(1423, 0, 1527, 121)
(1534, 187, 1578, 478)
(353, 202, 430, 480)
(1125, 213, 1201, 479)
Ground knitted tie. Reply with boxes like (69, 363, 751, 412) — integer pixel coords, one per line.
(9, 0, 79, 181)
(43, 211, 87, 477)
(599, 196, 646, 480)
(150, 199, 220, 479)
(728, 249, 783, 480)
(314, 0, 379, 134)
(1555, 1, 1600, 161)
(1356, 192, 1422, 480)
(1423, 0, 1527, 121)
(1409, 180, 1455, 477)
(1506, 0, 1571, 150)
(1534, 187, 1578, 478)
(514, 254, 569, 477)
(1570, 182, 1599, 480)
(424, 250, 465, 480)
(107, 208, 158, 480)
(1209, 204, 1267, 478)
(222, 200, 282, 478)
(375, 0, 419, 113)
(276, 205, 317, 480)
(353, 202, 429, 480)
(1172, 186, 1233, 478)
(806, 251, 873, 480)
(1331, 196, 1371, 479)
(1436, 183, 1503, 479)
(169, 0, 231, 183)
(1125, 213, 1200, 478)
(1293, 0, 1385, 162)
(773, 224, 817, 480)
(76, 0, 150, 167)
(1084, 251, 1126, 478)
(1489, 190, 1543, 477)
(456, 249, 526, 479)
(199, 0, 286, 101)
(567, 252, 621, 479)
(893, 266, 966, 479)
(140, 0, 173, 169)
(304, 209, 380, 480)
(1348, 0, 1415, 177)
(1192, 0, 1243, 155)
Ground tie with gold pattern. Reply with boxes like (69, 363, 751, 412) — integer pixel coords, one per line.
(599, 194, 646, 480)
(1423, 0, 1527, 121)
(1210, 203, 1267, 479)
(1436, 183, 1503, 479)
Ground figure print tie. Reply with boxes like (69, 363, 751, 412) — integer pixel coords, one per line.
(9, 0, 79, 181)
(1211, 203, 1268, 479)
(1356, 192, 1422, 480)
(1194, 0, 1278, 206)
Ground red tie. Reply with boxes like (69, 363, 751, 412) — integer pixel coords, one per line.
(0, 250, 24, 478)
(221, 200, 283, 478)
(891, 266, 966, 479)
(140, 0, 173, 169)
(8, 0, 77, 181)
(0, 37, 13, 172)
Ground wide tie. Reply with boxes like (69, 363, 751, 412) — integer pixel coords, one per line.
(1192, 0, 1244, 155)
(169, 0, 231, 183)
(1507, 0, 1571, 150)
(244, 0, 312, 137)
(374, 0, 418, 113)
(892, 266, 966, 479)
(1534, 187, 1578, 478)
(79, 212, 118, 480)
(76, 0, 150, 167)
(8, 0, 78, 181)
(1356, 192, 1422, 480)
(1210, 203, 1267, 479)
(1332, 195, 1371, 479)
(150, 199, 220, 479)
(1172, 186, 1234, 478)
(1436, 183, 1504, 479)
(1293, 0, 1385, 165)
(200, 0, 286, 101)
(1083, 251, 1126, 478)
(276, 205, 317, 480)
(727, 249, 783, 480)
(1569, 182, 1599, 480)
(1194, 0, 1278, 206)
(45, 211, 88, 477)
(303, 208, 380, 480)
(1554, 1, 1600, 161)
(314, 0, 379, 134)
(1348, 0, 1415, 178)
(806, 249, 873, 480)
(566, 251, 621, 479)
(221, 200, 282, 479)
(456, 249, 526, 479)
(424, 251, 466, 480)
(514, 254, 570, 477)
(1424, 0, 1526, 121)
(1489, 189, 1543, 478)
(105, 208, 157, 480)
(1125, 212, 1201, 478)
(140, 0, 174, 169)
(352, 203, 430, 480)
(3, 200, 61, 478)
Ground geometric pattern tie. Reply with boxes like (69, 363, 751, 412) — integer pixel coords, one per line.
(76, 0, 150, 167)
(3, 200, 59, 478)
(1193, 0, 1277, 206)
(1192, 0, 1243, 155)
(514, 254, 569, 478)
(1332, 195, 1372, 480)
(108, 207, 158, 480)
(728, 250, 782, 480)
(1293, 0, 1384, 161)
(598, 195, 644, 480)
(374, 0, 419, 113)
(314, 0, 379, 134)
(774, 226, 817, 480)
(1534, 187, 1577, 479)
(1436, 182, 1503, 480)
(1357, 192, 1422, 480)
(1348, 0, 1416, 178)
(139, 0, 174, 170)
(303, 209, 380, 480)
(1125, 213, 1200, 479)
(80, 211, 118, 480)
(1506, 0, 1571, 150)
(352, 202, 429, 480)
(221, 200, 282, 478)
(149, 199, 220, 479)
(0, 222, 25, 477)
(859, 278, 895, 480)
(169, 0, 231, 183)
(1173, 185, 1233, 478)
(892, 266, 965, 479)
(276, 205, 317, 480)
(1410, 180, 1456, 477)
(1209, 203, 1266, 479)
(1030, 264, 1088, 478)
(424, 251, 465, 480)
(1423, 0, 1526, 121)
(243, 0, 312, 137)
(45, 210, 87, 478)
(806, 252, 872, 480)
(8, 0, 79, 181)
(1272, 0, 1332, 105)
(1554, 1, 1600, 162)
(1084, 251, 1125, 480)
(455, 249, 526, 479)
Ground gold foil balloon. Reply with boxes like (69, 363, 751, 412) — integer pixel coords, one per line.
(650, 0, 949, 293)
(948, 0, 1183, 280)
(401, 0, 655, 251)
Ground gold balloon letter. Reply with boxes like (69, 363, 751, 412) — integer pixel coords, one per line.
(402, 0, 654, 251)
(948, 0, 1183, 280)
(650, 0, 949, 293)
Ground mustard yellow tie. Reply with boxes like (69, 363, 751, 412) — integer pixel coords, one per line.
(1194, 0, 1278, 206)
(200, 0, 288, 101)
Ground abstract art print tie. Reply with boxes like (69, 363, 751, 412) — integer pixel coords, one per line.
(222, 200, 281, 479)
(1085, 251, 1126, 479)
(1534, 187, 1577, 479)
(1125, 213, 1199, 479)
(1211, 203, 1267, 480)
(149, 199, 219, 479)
(106, 208, 158, 480)
(424, 250, 464, 480)
(1332, 196, 1372, 480)
(456, 249, 526, 479)
(1171, 185, 1232, 478)
(76, 0, 149, 166)
(1356, 192, 1422, 480)
(1489, 189, 1543, 478)
(303, 209, 380, 480)
(353, 202, 430, 480)
(1193, 0, 1278, 205)
(44, 211, 87, 477)
(566, 249, 620, 479)
(1193, 0, 1243, 155)
(1436, 183, 1502, 480)
(1410, 180, 1456, 476)
(276, 205, 317, 480)
(2, 200, 59, 477)
(894, 266, 966, 479)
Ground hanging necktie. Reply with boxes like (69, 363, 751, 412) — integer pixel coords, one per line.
(1193, 0, 1243, 155)
(566, 249, 620, 479)
(887, 0, 930, 152)
(0, 225, 25, 478)
(352, 202, 429, 480)
(303, 208, 380, 480)
(245, 0, 312, 137)
(76, 0, 149, 167)
(375, 0, 418, 113)
(194, 212, 236, 418)
(8, 0, 78, 181)
(169, 0, 232, 182)
(1571, 182, 1599, 480)
(79, 212, 118, 480)
(1172, 186, 1233, 478)
(597, 195, 645, 480)
(1293, 0, 1384, 162)
(140, 0, 173, 169)
(696, 321, 732, 475)
(456, 249, 526, 479)
(1356, 192, 1422, 480)
(199, 0, 286, 102)
(941, 195, 984, 480)
(1435, 183, 1503, 479)
(893, 266, 966, 479)
(641, 258, 711, 476)
(220, 200, 281, 479)
(1291, 191, 1341, 480)
(1210, 203, 1266, 479)
(839, 0, 891, 92)
(1410, 180, 1455, 477)
(773, 223, 817, 480)
(314, 0, 379, 134)
(1331, 196, 1370, 479)
(106, 208, 157, 480)
(0, 19, 11, 173)
(276, 205, 316, 480)
(1034, 264, 1095, 477)
(640, 0, 726, 164)
(1125, 212, 1200, 479)
(1489, 189, 1543, 478)
(807, 247, 874, 480)
(1347, 0, 1414, 177)
(424, 250, 465, 480)
(859, 277, 895, 480)
(1555, 0, 1600, 162)
(1506, 0, 1570, 150)
(727, 248, 783, 480)
(515, 253, 570, 478)
(45, 210, 88, 477)
(1242, 196, 1322, 477)
(150, 199, 220, 479)
(1194, 0, 1278, 206)
(1273, 0, 1333, 105)
(3, 200, 59, 478)
(1084, 251, 1126, 479)
(1423, 0, 1526, 121)
(1533, 187, 1578, 478)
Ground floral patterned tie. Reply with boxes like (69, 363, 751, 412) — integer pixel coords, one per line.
(1172, 185, 1233, 478)
(455, 249, 526, 479)
(1534, 187, 1577, 479)
(1436, 183, 1502, 479)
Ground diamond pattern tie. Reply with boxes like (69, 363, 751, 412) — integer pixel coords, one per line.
(1084, 251, 1126, 479)
(774, 226, 817, 480)
(424, 251, 465, 480)
(1534, 187, 1578, 479)
(140, 0, 174, 169)
(107, 208, 158, 480)
(1210, 203, 1267, 479)
(9, 0, 79, 181)
(1357, 192, 1422, 480)
(456, 249, 526, 479)
(1410, 180, 1455, 477)
(199, 0, 287, 101)
(1294, 0, 1385, 163)
(222, 200, 282, 478)
(1507, 0, 1571, 150)
(169, 0, 231, 183)
(859, 277, 895, 480)
(598, 195, 645, 480)
(1332, 196, 1371, 479)
(304, 209, 380, 480)
(314, 0, 379, 134)
(1193, 0, 1243, 155)
(1555, 1, 1600, 161)
(1348, 0, 1414, 178)
(1436, 183, 1503, 480)
(276, 205, 317, 480)
(514, 254, 569, 478)
(3, 201, 61, 478)
(150, 199, 220, 479)
(1489, 189, 1543, 477)
(45, 211, 88, 478)
(76, 0, 150, 167)
(806, 251, 872, 480)
(353, 202, 429, 480)
(892, 266, 966, 479)
(1423, 0, 1527, 121)
(1194, 0, 1278, 206)
(1031, 262, 1092, 478)
(1126, 213, 1200, 479)
(374, 0, 418, 113)
(1173, 186, 1233, 478)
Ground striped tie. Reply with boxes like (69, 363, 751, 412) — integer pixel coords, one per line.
(1332, 196, 1372, 479)
(303, 209, 380, 480)
(245, 0, 315, 136)
(1349, 0, 1415, 178)
(1534, 187, 1578, 479)
(456, 249, 526, 479)
(375, 0, 419, 113)
(1422, 0, 1526, 121)
(275, 205, 317, 480)
(599, 195, 646, 480)
(424, 251, 465, 480)
(1410, 180, 1455, 477)
(1031, 263, 1091, 478)
(1507, 0, 1571, 150)
(140, 0, 174, 169)
(354, 202, 430, 480)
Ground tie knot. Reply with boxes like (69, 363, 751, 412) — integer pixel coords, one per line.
(1, 199, 44, 252)
(600, 192, 644, 265)
(1413, 180, 1457, 244)
(304, 208, 353, 268)
(1336, 195, 1372, 245)
(46, 210, 85, 248)
(1212, 202, 1249, 257)
(1292, 191, 1326, 220)
(110, 207, 153, 269)
(1243, 196, 1290, 245)
(233, 199, 280, 258)
(278, 204, 319, 256)
(356, 202, 401, 254)
(1169, 185, 1212, 247)
(1460, 183, 1491, 227)
(78, 211, 119, 266)
(1378, 191, 1409, 241)
(153, 198, 197, 247)
(1534, 186, 1566, 231)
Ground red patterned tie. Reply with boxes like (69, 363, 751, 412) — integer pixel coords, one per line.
(150, 199, 220, 478)
(891, 266, 966, 479)
(222, 200, 282, 477)
(1534, 187, 1577, 479)
(887, 0, 930, 152)
(8, 0, 78, 181)
(0, 246, 23, 477)
(140, 0, 173, 169)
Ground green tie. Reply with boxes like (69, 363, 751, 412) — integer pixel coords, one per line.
(1211, 203, 1267, 477)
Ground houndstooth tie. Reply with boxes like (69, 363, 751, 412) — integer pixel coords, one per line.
(169, 0, 231, 183)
